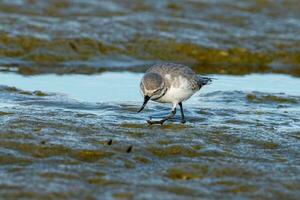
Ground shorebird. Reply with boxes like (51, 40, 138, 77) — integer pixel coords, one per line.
(138, 63, 212, 125)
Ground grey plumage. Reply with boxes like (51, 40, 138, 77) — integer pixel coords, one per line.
(138, 63, 212, 125)
(146, 63, 201, 90)
(141, 73, 163, 90)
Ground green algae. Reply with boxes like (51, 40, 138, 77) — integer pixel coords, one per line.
(112, 192, 133, 200)
(72, 149, 114, 162)
(0, 155, 33, 165)
(0, 34, 119, 62)
(0, 111, 12, 116)
(219, 185, 257, 194)
(246, 93, 298, 104)
(253, 141, 279, 149)
(0, 139, 114, 163)
(147, 145, 199, 158)
(166, 167, 207, 180)
(33, 90, 47, 96)
(291, 132, 300, 140)
(2, 86, 18, 92)
(133, 156, 151, 164)
(1, 34, 300, 76)
(123, 37, 300, 76)
(87, 178, 124, 186)
(157, 185, 200, 197)
(1, 86, 49, 96)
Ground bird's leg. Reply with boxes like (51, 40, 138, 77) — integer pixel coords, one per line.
(147, 108, 176, 125)
(147, 104, 177, 125)
(179, 102, 186, 124)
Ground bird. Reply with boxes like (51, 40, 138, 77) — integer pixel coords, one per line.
(137, 63, 212, 125)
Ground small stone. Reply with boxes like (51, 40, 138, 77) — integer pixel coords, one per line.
(126, 146, 133, 153)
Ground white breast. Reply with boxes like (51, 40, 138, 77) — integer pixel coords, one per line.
(155, 75, 197, 104)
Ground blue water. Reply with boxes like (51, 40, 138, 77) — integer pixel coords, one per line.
(1, 72, 299, 103)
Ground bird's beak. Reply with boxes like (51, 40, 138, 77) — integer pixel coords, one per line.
(137, 95, 150, 113)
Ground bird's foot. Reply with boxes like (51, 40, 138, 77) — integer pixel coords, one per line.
(146, 119, 165, 125)
(181, 119, 186, 124)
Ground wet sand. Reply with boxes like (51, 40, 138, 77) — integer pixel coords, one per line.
(0, 72, 299, 199)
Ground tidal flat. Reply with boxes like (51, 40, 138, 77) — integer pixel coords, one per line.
(0, 0, 300, 199)
(0, 72, 299, 199)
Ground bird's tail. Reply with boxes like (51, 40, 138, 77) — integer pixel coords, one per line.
(197, 76, 214, 87)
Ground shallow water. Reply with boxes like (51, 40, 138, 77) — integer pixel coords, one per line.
(1, 0, 300, 75)
(1, 72, 300, 102)
(1, 0, 300, 199)
(0, 72, 299, 199)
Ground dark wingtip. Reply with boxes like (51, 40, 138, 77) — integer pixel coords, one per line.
(198, 76, 214, 86)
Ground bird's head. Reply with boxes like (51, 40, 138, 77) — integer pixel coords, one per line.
(137, 73, 166, 113)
